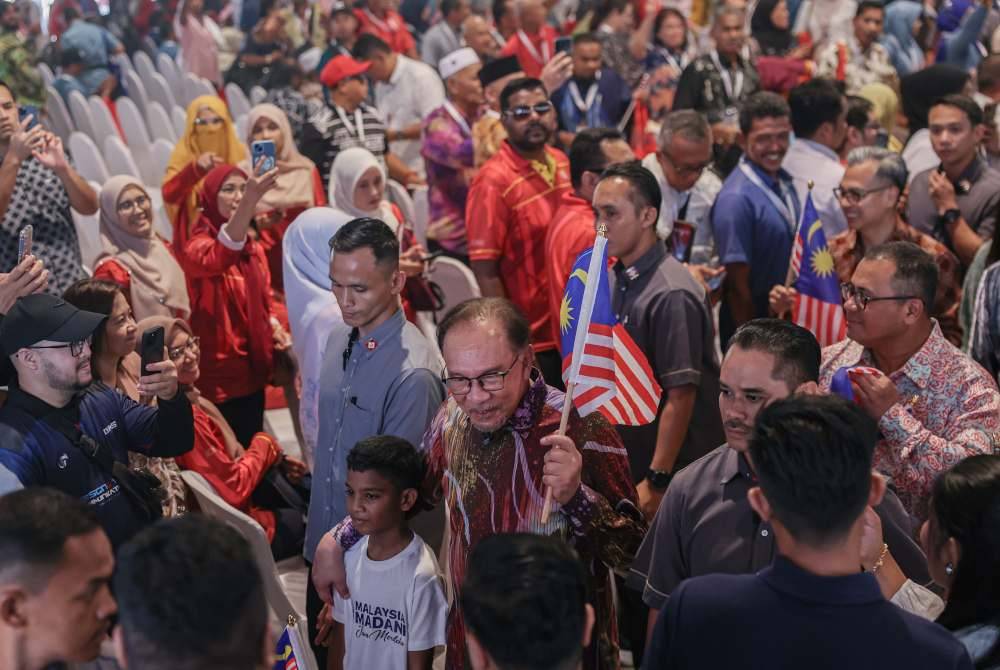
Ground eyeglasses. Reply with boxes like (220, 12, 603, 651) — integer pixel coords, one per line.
(29, 337, 91, 358)
(116, 194, 150, 214)
(503, 102, 553, 120)
(443, 357, 520, 395)
(219, 183, 247, 195)
(840, 283, 920, 311)
(833, 185, 891, 205)
(168, 336, 200, 361)
(193, 116, 224, 127)
(660, 150, 711, 178)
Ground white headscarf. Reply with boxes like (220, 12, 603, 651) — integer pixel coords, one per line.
(327, 147, 400, 232)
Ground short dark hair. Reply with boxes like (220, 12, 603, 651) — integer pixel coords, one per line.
(728, 318, 821, 389)
(63, 5, 80, 22)
(864, 241, 938, 312)
(114, 517, 268, 670)
(978, 54, 1000, 93)
(493, 0, 512, 23)
(788, 79, 844, 139)
(0, 488, 101, 593)
(62, 279, 125, 362)
(499, 77, 546, 112)
(846, 95, 874, 132)
(739, 91, 790, 135)
(347, 435, 425, 493)
(855, 0, 884, 17)
(596, 161, 662, 217)
(441, 0, 461, 17)
(571, 32, 602, 49)
(569, 127, 625, 189)
(930, 94, 984, 127)
(750, 394, 878, 546)
(60, 47, 84, 68)
(329, 217, 400, 269)
(461, 534, 588, 670)
(437, 297, 530, 351)
(590, 0, 629, 31)
(352, 33, 391, 60)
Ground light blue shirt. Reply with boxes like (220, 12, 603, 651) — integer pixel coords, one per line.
(60, 20, 121, 95)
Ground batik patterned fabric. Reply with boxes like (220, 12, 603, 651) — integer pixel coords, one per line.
(335, 372, 646, 670)
(820, 322, 1000, 519)
(422, 105, 475, 255)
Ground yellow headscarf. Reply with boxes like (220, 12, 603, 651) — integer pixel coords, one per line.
(858, 83, 899, 134)
(163, 95, 247, 235)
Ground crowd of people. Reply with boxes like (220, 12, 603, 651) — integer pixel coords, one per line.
(1, 0, 1000, 667)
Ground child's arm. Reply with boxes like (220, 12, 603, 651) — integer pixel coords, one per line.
(406, 649, 434, 670)
(326, 622, 345, 670)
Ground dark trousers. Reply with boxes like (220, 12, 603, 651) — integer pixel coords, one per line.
(535, 348, 565, 391)
(216, 389, 265, 448)
(306, 564, 330, 668)
(427, 239, 470, 268)
(271, 507, 306, 561)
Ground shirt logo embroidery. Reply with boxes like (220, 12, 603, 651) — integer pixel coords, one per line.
(58, 453, 69, 469)
(102, 420, 118, 436)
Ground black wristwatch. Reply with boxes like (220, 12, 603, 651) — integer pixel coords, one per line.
(646, 469, 673, 491)
(938, 208, 962, 227)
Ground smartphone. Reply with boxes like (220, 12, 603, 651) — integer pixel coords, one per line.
(140, 326, 165, 377)
(555, 36, 572, 54)
(251, 140, 276, 174)
(17, 224, 32, 263)
(18, 105, 38, 131)
(707, 270, 726, 292)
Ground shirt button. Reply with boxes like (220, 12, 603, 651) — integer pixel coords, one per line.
(761, 529, 769, 537)
(326, 478, 331, 483)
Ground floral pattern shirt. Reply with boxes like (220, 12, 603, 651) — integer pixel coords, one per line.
(820, 322, 1000, 519)
(421, 105, 476, 255)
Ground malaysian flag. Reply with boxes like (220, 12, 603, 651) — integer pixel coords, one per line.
(789, 191, 846, 347)
(272, 618, 308, 670)
(559, 232, 661, 425)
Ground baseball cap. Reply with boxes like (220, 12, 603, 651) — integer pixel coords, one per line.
(320, 55, 370, 88)
(0, 294, 105, 357)
(478, 54, 521, 88)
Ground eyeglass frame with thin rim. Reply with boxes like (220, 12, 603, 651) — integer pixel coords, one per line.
(833, 184, 892, 205)
(840, 282, 920, 311)
(116, 194, 151, 214)
(168, 336, 201, 361)
(193, 116, 225, 127)
(442, 356, 521, 396)
(27, 337, 92, 358)
(658, 149, 711, 178)
(503, 102, 554, 121)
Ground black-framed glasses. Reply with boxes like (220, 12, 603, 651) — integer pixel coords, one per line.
(840, 283, 919, 311)
(168, 336, 200, 361)
(659, 150, 711, 177)
(833, 185, 891, 205)
(29, 337, 91, 358)
(116, 194, 150, 214)
(443, 357, 520, 395)
(503, 102, 553, 120)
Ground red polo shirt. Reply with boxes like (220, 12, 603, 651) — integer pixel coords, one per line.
(467, 140, 571, 352)
(354, 7, 415, 55)
(544, 190, 596, 348)
(500, 26, 558, 78)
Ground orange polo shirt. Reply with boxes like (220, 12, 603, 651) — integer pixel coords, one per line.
(544, 190, 596, 349)
(354, 7, 415, 55)
(500, 25, 558, 78)
(467, 140, 571, 352)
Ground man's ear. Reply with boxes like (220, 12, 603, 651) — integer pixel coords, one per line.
(390, 268, 407, 296)
(747, 486, 772, 524)
(399, 487, 419, 513)
(975, 123, 987, 144)
(641, 204, 658, 232)
(868, 471, 886, 508)
(0, 587, 28, 629)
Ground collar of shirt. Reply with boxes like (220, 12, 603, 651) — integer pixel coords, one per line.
(5, 383, 83, 422)
(945, 155, 986, 189)
(719, 445, 757, 485)
(387, 55, 409, 86)
(614, 242, 666, 283)
(794, 137, 840, 163)
(746, 158, 794, 192)
(840, 320, 947, 390)
(502, 368, 548, 435)
(355, 309, 406, 361)
(762, 554, 883, 605)
(558, 189, 593, 212)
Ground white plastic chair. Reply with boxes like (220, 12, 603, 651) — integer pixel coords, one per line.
(171, 105, 187, 138)
(428, 256, 481, 316)
(123, 69, 151, 124)
(250, 85, 267, 105)
(145, 101, 177, 143)
(116, 96, 153, 155)
(133, 50, 158, 84)
(68, 132, 109, 183)
(38, 62, 54, 86)
(235, 114, 247, 143)
(44, 85, 75, 143)
(179, 471, 318, 670)
(146, 138, 174, 185)
(88, 96, 119, 143)
(156, 52, 181, 94)
(74, 179, 104, 272)
(146, 73, 178, 117)
(103, 135, 143, 180)
(67, 90, 98, 141)
(385, 178, 418, 228)
(183, 73, 216, 105)
(225, 82, 252, 121)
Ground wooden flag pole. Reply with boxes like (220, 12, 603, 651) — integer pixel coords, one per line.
(779, 180, 813, 317)
(540, 224, 608, 525)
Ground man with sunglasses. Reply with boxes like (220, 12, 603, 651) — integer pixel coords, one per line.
(818, 241, 1000, 521)
(0, 294, 194, 549)
(312, 296, 645, 670)
(770, 148, 962, 345)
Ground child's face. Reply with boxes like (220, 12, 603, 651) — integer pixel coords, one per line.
(345, 469, 414, 535)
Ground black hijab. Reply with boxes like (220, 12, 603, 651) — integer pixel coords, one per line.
(752, 0, 795, 56)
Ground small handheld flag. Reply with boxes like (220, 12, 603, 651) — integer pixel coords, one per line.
(789, 189, 846, 347)
(273, 616, 308, 670)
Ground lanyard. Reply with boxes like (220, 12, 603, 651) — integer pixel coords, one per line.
(443, 100, 471, 135)
(738, 159, 797, 234)
(363, 8, 393, 32)
(655, 46, 684, 71)
(517, 29, 550, 65)
(568, 77, 600, 113)
(335, 105, 366, 142)
(672, 191, 691, 222)
(710, 50, 744, 103)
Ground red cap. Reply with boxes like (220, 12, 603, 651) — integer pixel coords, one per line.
(320, 55, 371, 88)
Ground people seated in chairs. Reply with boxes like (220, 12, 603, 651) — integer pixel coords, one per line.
(92, 176, 191, 321)
(138, 315, 310, 561)
(63, 279, 189, 519)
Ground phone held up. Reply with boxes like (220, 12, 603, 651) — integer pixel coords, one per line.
(140, 326, 165, 377)
(251, 140, 276, 174)
(17, 224, 33, 264)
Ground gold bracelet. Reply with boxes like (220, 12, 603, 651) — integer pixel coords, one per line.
(870, 543, 889, 575)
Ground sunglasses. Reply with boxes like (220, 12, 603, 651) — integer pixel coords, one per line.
(503, 102, 553, 120)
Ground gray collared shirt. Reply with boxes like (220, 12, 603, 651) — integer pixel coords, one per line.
(907, 156, 1000, 248)
(304, 310, 445, 561)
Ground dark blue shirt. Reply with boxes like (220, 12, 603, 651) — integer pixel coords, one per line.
(711, 159, 800, 346)
(550, 69, 633, 136)
(644, 555, 973, 670)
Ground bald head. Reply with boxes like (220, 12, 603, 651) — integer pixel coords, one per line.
(463, 15, 498, 60)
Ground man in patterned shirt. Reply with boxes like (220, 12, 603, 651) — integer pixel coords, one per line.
(819, 241, 1000, 520)
(312, 297, 645, 670)
(815, 0, 897, 95)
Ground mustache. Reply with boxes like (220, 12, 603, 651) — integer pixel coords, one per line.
(724, 420, 751, 432)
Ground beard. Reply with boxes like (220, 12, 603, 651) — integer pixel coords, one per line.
(508, 121, 553, 152)
(42, 356, 92, 394)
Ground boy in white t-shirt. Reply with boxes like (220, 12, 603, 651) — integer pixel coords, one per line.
(328, 436, 448, 670)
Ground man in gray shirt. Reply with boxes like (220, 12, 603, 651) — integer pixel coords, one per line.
(421, 0, 471, 71)
(303, 218, 445, 665)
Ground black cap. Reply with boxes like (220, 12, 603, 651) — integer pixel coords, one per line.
(0, 294, 105, 357)
(479, 55, 522, 88)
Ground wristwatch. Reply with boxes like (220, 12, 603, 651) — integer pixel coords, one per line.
(938, 208, 962, 227)
(646, 469, 673, 491)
